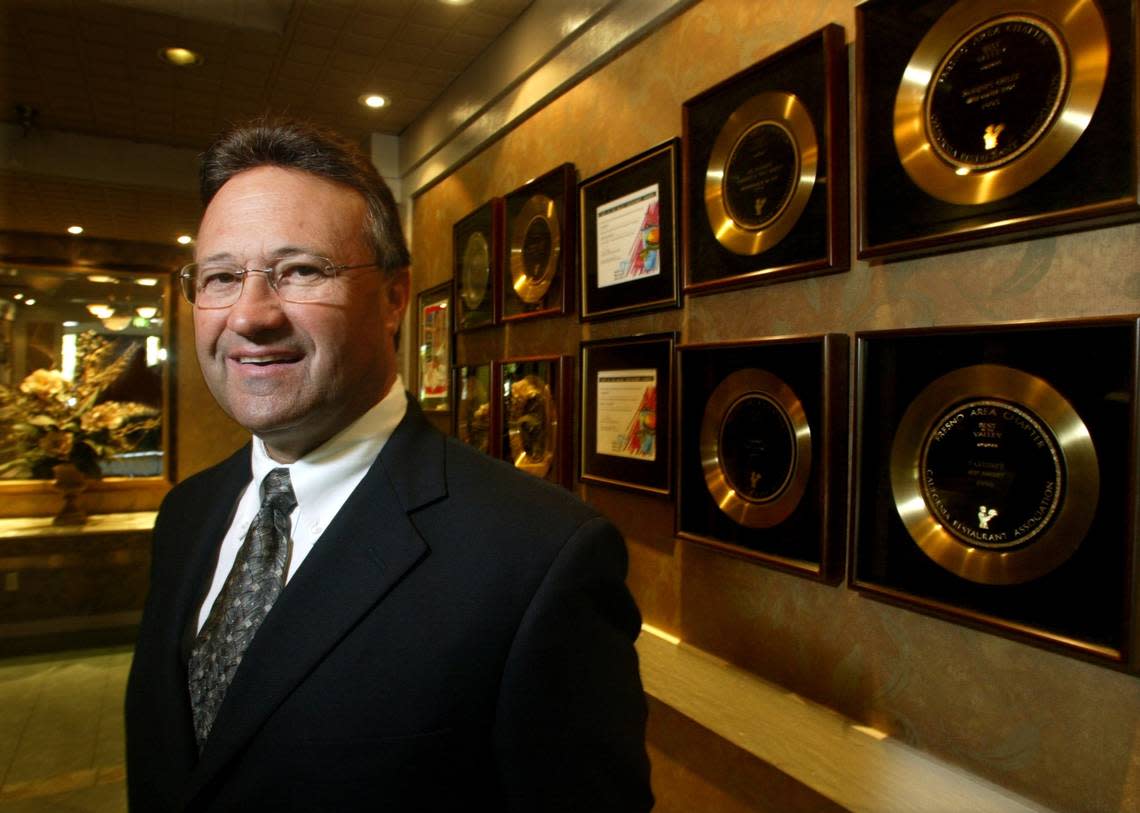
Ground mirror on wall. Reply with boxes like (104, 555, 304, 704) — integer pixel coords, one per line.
(0, 264, 170, 483)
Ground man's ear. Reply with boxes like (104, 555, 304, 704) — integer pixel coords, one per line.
(385, 266, 411, 347)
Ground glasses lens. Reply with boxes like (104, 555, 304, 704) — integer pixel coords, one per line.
(192, 263, 245, 308)
(274, 256, 335, 303)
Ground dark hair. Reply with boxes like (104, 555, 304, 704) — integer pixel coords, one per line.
(199, 117, 410, 272)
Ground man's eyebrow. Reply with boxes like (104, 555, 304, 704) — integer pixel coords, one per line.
(196, 247, 320, 264)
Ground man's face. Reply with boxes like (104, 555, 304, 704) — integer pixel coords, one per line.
(193, 165, 409, 462)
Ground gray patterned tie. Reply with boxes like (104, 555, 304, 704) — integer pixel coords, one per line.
(188, 467, 296, 749)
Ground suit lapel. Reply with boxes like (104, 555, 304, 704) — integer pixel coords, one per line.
(181, 398, 447, 808)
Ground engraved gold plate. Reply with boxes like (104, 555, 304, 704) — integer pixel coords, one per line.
(705, 91, 818, 256)
(894, 0, 1109, 205)
(890, 364, 1098, 584)
(460, 231, 490, 310)
(508, 374, 556, 478)
(700, 368, 812, 528)
(509, 195, 561, 304)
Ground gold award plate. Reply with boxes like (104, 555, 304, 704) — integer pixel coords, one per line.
(509, 195, 561, 304)
(890, 364, 1098, 584)
(705, 92, 818, 256)
(700, 368, 812, 528)
(461, 231, 490, 310)
(894, 0, 1109, 205)
(509, 374, 556, 478)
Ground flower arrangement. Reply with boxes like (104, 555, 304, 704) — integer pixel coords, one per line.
(0, 332, 161, 479)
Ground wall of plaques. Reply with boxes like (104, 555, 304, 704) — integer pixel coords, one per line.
(408, 2, 1140, 811)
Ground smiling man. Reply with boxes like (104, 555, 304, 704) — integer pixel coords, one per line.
(124, 119, 652, 812)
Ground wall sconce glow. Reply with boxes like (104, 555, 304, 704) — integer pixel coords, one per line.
(136, 306, 158, 319)
(177, 234, 193, 245)
(62, 320, 79, 328)
(103, 316, 132, 331)
(359, 94, 389, 109)
(87, 274, 119, 284)
(67, 225, 84, 235)
(161, 47, 203, 67)
(135, 278, 159, 287)
(147, 337, 167, 367)
(61, 334, 78, 381)
(87, 304, 115, 319)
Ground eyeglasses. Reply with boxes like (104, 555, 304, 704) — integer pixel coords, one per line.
(179, 254, 381, 309)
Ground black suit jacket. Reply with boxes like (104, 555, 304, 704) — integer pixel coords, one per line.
(125, 398, 652, 811)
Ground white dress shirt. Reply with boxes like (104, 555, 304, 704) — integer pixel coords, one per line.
(196, 378, 408, 633)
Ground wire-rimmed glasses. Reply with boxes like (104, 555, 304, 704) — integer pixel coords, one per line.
(178, 254, 380, 308)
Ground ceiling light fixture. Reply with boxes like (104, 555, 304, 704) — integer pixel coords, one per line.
(24, 298, 36, 306)
(136, 306, 158, 319)
(177, 234, 193, 245)
(103, 315, 132, 331)
(87, 304, 115, 319)
(160, 47, 203, 67)
(87, 274, 119, 284)
(359, 94, 389, 109)
(135, 278, 159, 287)
(67, 225, 84, 235)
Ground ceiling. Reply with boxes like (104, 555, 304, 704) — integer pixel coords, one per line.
(0, 0, 533, 248)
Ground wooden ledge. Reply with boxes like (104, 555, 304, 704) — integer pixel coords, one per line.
(0, 512, 157, 540)
(636, 626, 1053, 813)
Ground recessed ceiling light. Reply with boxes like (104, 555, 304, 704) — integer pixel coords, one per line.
(177, 234, 193, 245)
(67, 225, 84, 235)
(87, 304, 115, 319)
(13, 293, 23, 301)
(87, 274, 119, 284)
(24, 298, 36, 306)
(160, 47, 203, 67)
(62, 320, 79, 328)
(359, 94, 389, 109)
(135, 278, 159, 287)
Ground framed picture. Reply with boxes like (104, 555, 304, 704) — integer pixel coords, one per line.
(501, 164, 577, 322)
(415, 281, 451, 412)
(857, 0, 1140, 260)
(494, 355, 573, 487)
(453, 363, 495, 455)
(852, 316, 1140, 667)
(579, 333, 676, 496)
(682, 24, 849, 296)
(453, 199, 502, 332)
(676, 334, 849, 582)
(578, 141, 681, 321)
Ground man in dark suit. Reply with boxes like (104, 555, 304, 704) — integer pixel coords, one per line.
(125, 118, 653, 811)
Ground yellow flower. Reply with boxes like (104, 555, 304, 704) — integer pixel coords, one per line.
(20, 369, 68, 401)
(80, 403, 126, 433)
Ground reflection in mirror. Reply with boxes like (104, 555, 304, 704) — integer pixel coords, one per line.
(0, 265, 167, 480)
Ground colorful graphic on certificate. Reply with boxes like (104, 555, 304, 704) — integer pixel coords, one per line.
(596, 184, 661, 288)
(596, 369, 657, 460)
(419, 301, 448, 399)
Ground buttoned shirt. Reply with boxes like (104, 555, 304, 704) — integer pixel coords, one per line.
(196, 378, 408, 633)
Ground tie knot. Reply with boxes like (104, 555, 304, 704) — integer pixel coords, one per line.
(261, 467, 297, 514)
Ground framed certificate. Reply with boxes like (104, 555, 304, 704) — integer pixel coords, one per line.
(453, 199, 502, 332)
(453, 363, 495, 455)
(676, 334, 849, 582)
(579, 333, 676, 496)
(501, 165, 577, 322)
(494, 355, 573, 486)
(857, 0, 1140, 260)
(682, 24, 849, 295)
(415, 281, 451, 412)
(852, 316, 1140, 667)
(579, 141, 681, 321)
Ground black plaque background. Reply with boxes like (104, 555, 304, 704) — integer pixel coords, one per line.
(501, 164, 577, 322)
(683, 24, 849, 294)
(858, 0, 1139, 260)
(677, 334, 848, 582)
(853, 318, 1139, 663)
(579, 140, 681, 321)
(453, 199, 501, 332)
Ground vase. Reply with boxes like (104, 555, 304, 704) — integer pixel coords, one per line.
(51, 462, 89, 526)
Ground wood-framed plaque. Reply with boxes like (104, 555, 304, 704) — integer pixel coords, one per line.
(501, 164, 577, 322)
(852, 316, 1140, 667)
(579, 141, 681, 321)
(579, 332, 676, 496)
(453, 362, 495, 455)
(494, 355, 573, 487)
(415, 281, 451, 413)
(453, 199, 502, 332)
(857, 0, 1140, 260)
(676, 334, 849, 582)
(682, 24, 849, 296)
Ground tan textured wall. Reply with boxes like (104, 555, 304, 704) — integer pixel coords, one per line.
(410, 1, 1140, 811)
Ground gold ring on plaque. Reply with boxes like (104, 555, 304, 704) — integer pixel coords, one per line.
(509, 195, 560, 304)
(705, 92, 818, 256)
(461, 230, 490, 310)
(889, 364, 1098, 585)
(893, 0, 1109, 205)
(699, 368, 812, 528)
